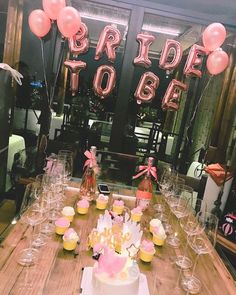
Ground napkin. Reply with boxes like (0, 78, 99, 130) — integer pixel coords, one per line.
(204, 163, 232, 186)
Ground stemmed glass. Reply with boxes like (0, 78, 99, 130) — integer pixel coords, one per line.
(180, 212, 218, 294)
(58, 150, 74, 182)
(17, 210, 46, 266)
(175, 199, 207, 269)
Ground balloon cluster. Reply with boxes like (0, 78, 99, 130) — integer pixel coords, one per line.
(202, 23, 229, 75)
(28, 3, 230, 109)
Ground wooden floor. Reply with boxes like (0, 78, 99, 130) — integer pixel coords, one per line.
(0, 199, 15, 236)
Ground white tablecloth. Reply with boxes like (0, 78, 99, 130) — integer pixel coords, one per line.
(5, 134, 26, 191)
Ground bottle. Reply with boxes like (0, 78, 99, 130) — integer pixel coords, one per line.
(135, 157, 154, 210)
(80, 146, 97, 201)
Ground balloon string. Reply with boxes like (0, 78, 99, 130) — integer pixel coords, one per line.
(40, 39, 50, 105)
(186, 75, 213, 144)
(50, 38, 65, 106)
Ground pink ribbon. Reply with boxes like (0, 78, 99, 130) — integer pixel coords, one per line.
(83, 150, 97, 169)
(133, 165, 157, 181)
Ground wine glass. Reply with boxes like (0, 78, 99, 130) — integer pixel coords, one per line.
(17, 210, 46, 266)
(180, 212, 218, 294)
(58, 150, 73, 182)
(175, 199, 207, 269)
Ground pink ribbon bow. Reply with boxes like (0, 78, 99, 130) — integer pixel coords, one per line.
(133, 165, 157, 181)
(83, 150, 97, 169)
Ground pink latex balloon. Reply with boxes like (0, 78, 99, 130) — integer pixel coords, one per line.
(159, 39, 183, 71)
(95, 25, 122, 63)
(93, 65, 116, 98)
(69, 22, 89, 56)
(28, 9, 51, 38)
(202, 23, 227, 51)
(134, 72, 159, 104)
(134, 33, 155, 68)
(57, 7, 81, 38)
(64, 60, 86, 95)
(162, 79, 187, 111)
(206, 49, 229, 75)
(42, 0, 66, 20)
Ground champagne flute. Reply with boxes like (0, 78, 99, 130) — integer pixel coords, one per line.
(180, 212, 218, 294)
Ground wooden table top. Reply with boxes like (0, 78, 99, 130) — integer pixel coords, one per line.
(0, 182, 235, 295)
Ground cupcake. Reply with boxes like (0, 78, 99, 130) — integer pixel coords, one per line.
(139, 240, 156, 262)
(149, 218, 162, 234)
(96, 194, 109, 210)
(55, 217, 70, 235)
(61, 206, 75, 222)
(112, 200, 124, 215)
(63, 228, 79, 251)
(152, 225, 167, 246)
(131, 206, 143, 222)
(112, 215, 123, 234)
(77, 199, 90, 214)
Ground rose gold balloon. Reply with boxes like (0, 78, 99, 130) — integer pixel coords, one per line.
(93, 65, 116, 98)
(64, 60, 86, 96)
(162, 79, 187, 111)
(69, 22, 89, 56)
(28, 9, 51, 38)
(134, 33, 155, 68)
(42, 0, 66, 20)
(95, 25, 122, 62)
(134, 72, 159, 104)
(159, 39, 183, 71)
(57, 6, 81, 38)
(202, 23, 227, 52)
(184, 44, 208, 78)
(206, 49, 229, 75)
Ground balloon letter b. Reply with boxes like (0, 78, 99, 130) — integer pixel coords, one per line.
(159, 39, 183, 71)
(64, 60, 86, 96)
(134, 72, 159, 104)
(184, 44, 208, 78)
(93, 65, 116, 98)
(134, 33, 155, 68)
(69, 22, 89, 56)
(162, 79, 187, 111)
(95, 25, 122, 63)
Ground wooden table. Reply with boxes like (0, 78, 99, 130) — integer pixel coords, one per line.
(0, 182, 235, 295)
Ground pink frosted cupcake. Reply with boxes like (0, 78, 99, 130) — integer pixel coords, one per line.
(61, 206, 75, 222)
(139, 239, 156, 262)
(96, 194, 109, 210)
(77, 199, 89, 214)
(55, 217, 70, 235)
(112, 200, 124, 215)
(63, 228, 79, 251)
(149, 218, 162, 234)
(131, 206, 143, 222)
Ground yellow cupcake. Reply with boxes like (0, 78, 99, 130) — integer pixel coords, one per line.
(77, 199, 89, 215)
(131, 207, 143, 222)
(61, 206, 75, 222)
(139, 240, 156, 262)
(63, 240, 77, 251)
(152, 226, 166, 246)
(55, 217, 70, 235)
(96, 194, 108, 210)
(112, 200, 124, 215)
(63, 228, 79, 251)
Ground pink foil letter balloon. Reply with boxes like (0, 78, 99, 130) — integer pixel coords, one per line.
(64, 60, 86, 96)
(159, 39, 183, 71)
(93, 65, 116, 98)
(134, 33, 155, 68)
(69, 22, 89, 56)
(134, 72, 159, 104)
(162, 79, 187, 111)
(95, 25, 122, 63)
(184, 44, 208, 78)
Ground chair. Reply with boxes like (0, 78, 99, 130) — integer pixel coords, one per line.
(96, 150, 139, 185)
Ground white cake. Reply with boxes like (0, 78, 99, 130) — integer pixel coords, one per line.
(92, 257, 140, 295)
